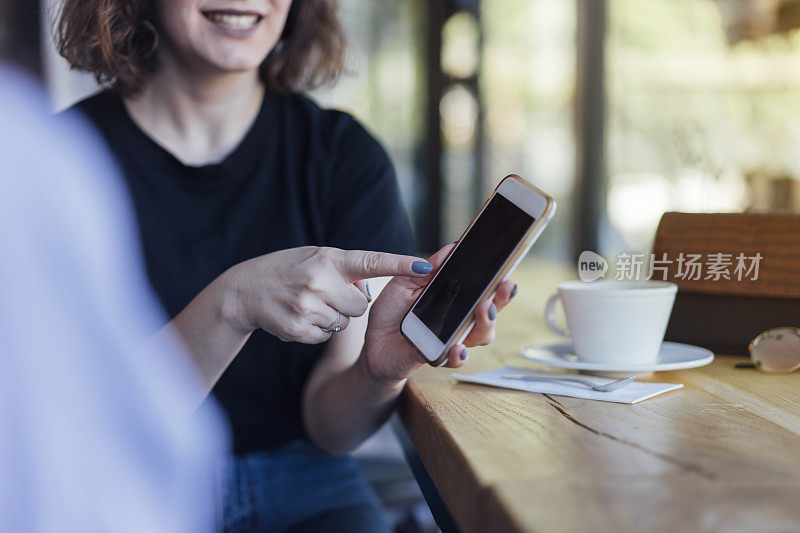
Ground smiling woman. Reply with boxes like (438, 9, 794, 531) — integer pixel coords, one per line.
(203, 10, 264, 31)
(51, 0, 515, 530)
(55, 0, 344, 96)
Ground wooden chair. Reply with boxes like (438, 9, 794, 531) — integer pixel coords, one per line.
(652, 212, 800, 355)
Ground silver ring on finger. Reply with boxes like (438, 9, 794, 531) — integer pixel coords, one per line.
(322, 310, 343, 333)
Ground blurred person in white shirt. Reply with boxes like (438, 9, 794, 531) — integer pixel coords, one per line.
(0, 66, 229, 532)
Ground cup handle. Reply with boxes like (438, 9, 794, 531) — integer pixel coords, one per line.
(544, 294, 569, 337)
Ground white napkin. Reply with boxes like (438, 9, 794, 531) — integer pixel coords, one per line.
(452, 366, 682, 404)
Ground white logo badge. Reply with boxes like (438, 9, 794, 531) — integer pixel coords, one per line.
(578, 251, 607, 282)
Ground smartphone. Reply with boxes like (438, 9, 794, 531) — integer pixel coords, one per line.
(401, 175, 556, 366)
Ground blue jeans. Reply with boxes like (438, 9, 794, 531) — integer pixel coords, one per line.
(222, 440, 390, 532)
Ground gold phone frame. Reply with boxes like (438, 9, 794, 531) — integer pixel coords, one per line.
(402, 174, 556, 366)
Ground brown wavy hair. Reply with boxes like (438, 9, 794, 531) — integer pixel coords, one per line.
(55, 0, 346, 96)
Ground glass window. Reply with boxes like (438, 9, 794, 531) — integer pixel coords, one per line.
(606, 0, 800, 255)
(482, 0, 577, 259)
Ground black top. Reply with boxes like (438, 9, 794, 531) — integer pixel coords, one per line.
(73, 90, 414, 454)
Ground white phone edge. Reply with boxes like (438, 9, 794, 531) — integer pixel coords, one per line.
(401, 176, 556, 364)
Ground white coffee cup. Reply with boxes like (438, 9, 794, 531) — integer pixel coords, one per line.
(544, 280, 678, 365)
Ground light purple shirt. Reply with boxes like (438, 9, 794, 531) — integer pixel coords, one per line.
(0, 68, 230, 532)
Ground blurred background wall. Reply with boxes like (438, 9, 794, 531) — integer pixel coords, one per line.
(8, 0, 800, 260)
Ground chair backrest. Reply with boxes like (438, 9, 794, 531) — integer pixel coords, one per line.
(652, 212, 800, 355)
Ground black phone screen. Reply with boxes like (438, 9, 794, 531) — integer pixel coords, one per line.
(412, 193, 534, 342)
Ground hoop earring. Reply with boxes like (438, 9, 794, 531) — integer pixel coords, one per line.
(141, 20, 159, 57)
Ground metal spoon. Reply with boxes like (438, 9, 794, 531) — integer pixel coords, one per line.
(502, 374, 636, 392)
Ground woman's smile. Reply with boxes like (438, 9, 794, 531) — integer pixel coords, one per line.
(148, 0, 291, 72)
(202, 8, 266, 36)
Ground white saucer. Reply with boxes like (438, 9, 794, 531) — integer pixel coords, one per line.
(519, 341, 714, 377)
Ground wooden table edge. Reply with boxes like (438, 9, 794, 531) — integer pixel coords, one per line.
(400, 379, 516, 533)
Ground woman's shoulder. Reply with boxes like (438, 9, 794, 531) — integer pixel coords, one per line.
(64, 90, 124, 133)
(277, 95, 412, 252)
(71, 89, 117, 110)
(278, 92, 390, 164)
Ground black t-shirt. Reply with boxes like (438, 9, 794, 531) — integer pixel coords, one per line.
(73, 90, 414, 454)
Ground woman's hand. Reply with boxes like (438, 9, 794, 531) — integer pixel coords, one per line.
(220, 246, 433, 344)
(361, 244, 518, 382)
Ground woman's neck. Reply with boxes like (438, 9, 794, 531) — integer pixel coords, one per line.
(123, 50, 265, 167)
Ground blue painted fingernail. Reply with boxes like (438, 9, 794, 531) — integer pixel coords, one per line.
(460, 349, 468, 361)
(412, 261, 433, 274)
(510, 285, 518, 299)
(366, 282, 371, 298)
(489, 303, 497, 320)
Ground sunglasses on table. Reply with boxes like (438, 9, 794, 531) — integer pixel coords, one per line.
(735, 327, 800, 374)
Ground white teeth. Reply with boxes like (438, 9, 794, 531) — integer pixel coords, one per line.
(205, 12, 259, 29)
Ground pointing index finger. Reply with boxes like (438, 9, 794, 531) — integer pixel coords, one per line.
(331, 249, 433, 281)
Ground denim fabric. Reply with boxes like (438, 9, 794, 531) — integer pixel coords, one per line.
(222, 440, 389, 533)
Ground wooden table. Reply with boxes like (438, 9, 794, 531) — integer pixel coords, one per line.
(399, 259, 800, 532)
